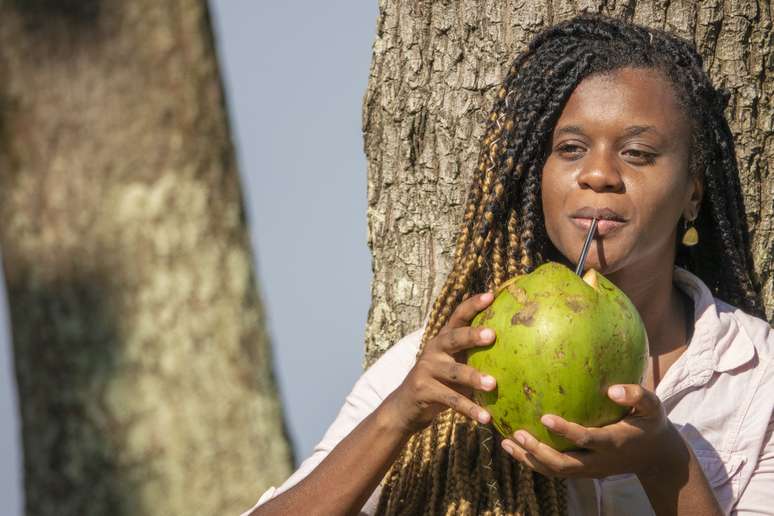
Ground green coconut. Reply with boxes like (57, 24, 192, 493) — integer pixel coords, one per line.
(468, 262, 648, 451)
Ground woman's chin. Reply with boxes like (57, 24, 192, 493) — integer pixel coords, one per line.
(555, 248, 622, 275)
(545, 237, 630, 275)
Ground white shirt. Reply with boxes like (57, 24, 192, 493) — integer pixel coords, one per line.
(245, 267, 774, 515)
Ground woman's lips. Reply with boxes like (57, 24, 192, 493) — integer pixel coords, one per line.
(571, 217, 625, 236)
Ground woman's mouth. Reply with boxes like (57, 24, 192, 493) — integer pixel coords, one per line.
(571, 216, 626, 236)
(569, 207, 627, 237)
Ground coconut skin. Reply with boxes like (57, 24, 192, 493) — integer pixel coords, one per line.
(468, 262, 649, 451)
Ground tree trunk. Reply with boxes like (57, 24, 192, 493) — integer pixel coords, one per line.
(363, 0, 773, 366)
(0, 1, 293, 515)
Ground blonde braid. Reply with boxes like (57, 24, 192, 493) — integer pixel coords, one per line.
(427, 414, 453, 513)
(418, 420, 436, 509)
(556, 479, 568, 515)
(478, 422, 503, 514)
(401, 432, 428, 514)
(492, 218, 506, 289)
(452, 160, 487, 267)
(390, 434, 419, 512)
(497, 445, 517, 513)
(536, 473, 565, 516)
(546, 478, 560, 516)
(441, 414, 459, 510)
(421, 172, 505, 355)
(523, 469, 541, 515)
(464, 421, 481, 513)
(507, 210, 520, 276)
(440, 413, 463, 513)
(514, 465, 531, 515)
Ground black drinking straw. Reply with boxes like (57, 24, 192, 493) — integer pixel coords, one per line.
(575, 218, 598, 276)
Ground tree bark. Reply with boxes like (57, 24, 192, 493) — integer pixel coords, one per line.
(0, 1, 293, 515)
(363, 0, 773, 366)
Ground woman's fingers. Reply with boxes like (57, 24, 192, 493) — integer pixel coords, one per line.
(431, 382, 491, 424)
(395, 292, 500, 430)
(540, 415, 609, 450)
(499, 386, 670, 478)
(501, 439, 553, 477)
(430, 358, 497, 392)
(446, 291, 494, 329)
(503, 431, 587, 477)
(435, 326, 496, 355)
(608, 384, 661, 417)
(421, 327, 497, 393)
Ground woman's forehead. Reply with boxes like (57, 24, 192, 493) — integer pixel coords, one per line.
(553, 67, 691, 139)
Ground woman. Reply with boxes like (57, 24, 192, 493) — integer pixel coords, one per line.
(247, 14, 773, 515)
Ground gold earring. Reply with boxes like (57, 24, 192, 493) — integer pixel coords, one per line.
(682, 218, 699, 246)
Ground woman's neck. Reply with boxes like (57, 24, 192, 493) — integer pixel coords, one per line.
(607, 262, 690, 357)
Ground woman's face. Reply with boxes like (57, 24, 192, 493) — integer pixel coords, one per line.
(541, 67, 702, 277)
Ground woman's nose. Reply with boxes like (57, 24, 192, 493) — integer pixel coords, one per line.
(576, 151, 625, 192)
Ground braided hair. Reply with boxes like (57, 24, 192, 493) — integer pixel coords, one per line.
(376, 13, 765, 516)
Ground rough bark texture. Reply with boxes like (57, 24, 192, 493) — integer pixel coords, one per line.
(0, 1, 293, 515)
(363, 0, 774, 366)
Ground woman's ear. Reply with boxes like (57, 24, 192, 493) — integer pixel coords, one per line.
(683, 173, 704, 220)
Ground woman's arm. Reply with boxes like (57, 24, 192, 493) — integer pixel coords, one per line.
(250, 394, 411, 516)
(250, 292, 498, 515)
(637, 423, 723, 516)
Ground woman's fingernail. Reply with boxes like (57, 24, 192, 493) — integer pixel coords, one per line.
(501, 441, 514, 454)
(541, 415, 555, 429)
(481, 375, 496, 389)
(609, 385, 626, 400)
(477, 410, 490, 424)
(515, 432, 526, 446)
(480, 328, 495, 342)
(481, 292, 494, 303)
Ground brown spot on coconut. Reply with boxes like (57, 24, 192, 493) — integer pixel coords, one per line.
(523, 382, 534, 400)
(511, 302, 538, 326)
(497, 417, 513, 436)
(565, 295, 588, 313)
(479, 306, 495, 322)
(507, 284, 529, 304)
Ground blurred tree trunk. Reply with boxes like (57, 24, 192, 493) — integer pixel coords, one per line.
(0, 1, 293, 515)
(363, 0, 773, 365)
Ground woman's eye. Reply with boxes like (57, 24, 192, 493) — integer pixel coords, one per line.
(624, 149, 657, 164)
(556, 144, 585, 159)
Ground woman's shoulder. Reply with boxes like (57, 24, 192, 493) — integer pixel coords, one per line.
(671, 269, 772, 510)
(714, 298, 773, 359)
(674, 266, 772, 360)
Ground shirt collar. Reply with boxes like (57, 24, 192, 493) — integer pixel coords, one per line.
(673, 266, 755, 374)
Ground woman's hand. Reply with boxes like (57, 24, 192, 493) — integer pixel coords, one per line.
(384, 292, 499, 434)
(500, 384, 682, 478)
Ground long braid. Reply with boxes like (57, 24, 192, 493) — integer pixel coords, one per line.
(427, 415, 454, 513)
(662, 40, 764, 316)
(506, 210, 520, 277)
(377, 13, 765, 515)
(556, 479, 568, 515)
(496, 445, 515, 513)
